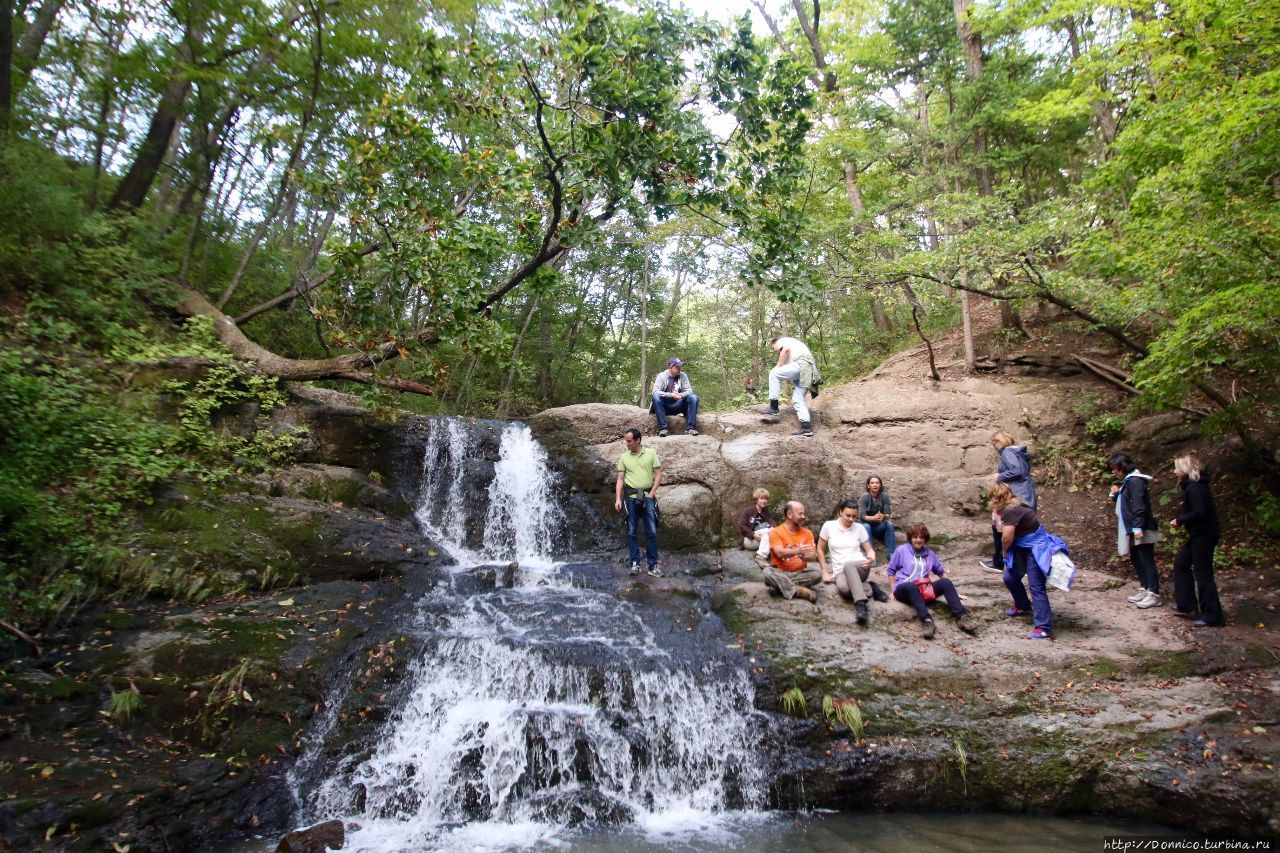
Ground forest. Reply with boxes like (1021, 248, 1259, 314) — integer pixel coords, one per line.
(0, 0, 1277, 629)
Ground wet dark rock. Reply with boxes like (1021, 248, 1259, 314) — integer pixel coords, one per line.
(277, 818, 345, 853)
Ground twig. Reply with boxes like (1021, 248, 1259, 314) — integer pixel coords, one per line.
(0, 620, 41, 656)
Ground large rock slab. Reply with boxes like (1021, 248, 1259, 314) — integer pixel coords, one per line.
(530, 373, 1077, 550)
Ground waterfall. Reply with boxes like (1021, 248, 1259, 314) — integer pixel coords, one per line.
(296, 417, 767, 851)
(413, 420, 564, 566)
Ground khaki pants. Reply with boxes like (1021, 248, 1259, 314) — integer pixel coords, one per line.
(762, 566, 823, 600)
(834, 559, 872, 602)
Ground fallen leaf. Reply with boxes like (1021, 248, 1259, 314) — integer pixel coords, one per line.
(277, 599, 295, 607)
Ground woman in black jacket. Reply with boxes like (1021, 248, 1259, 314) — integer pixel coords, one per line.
(1170, 452, 1224, 627)
(1108, 452, 1162, 609)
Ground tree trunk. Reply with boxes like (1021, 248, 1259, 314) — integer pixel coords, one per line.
(638, 248, 649, 406)
(953, 0, 993, 198)
(656, 261, 686, 355)
(842, 161, 893, 333)
(108, 76, 193, 210)
(960, 269, 976, 371)
(0, 0, 13, 136)
(11, 0, 63, 98)
(497, 293, 540, 418)
(109, 12, 206, 211)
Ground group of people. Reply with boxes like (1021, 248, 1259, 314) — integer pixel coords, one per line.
(1109, 451, 1223, 627)
(738, 482, 978, 638)
(621, 339, 1226, 633)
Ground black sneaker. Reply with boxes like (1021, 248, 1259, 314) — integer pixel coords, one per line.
(869, 582, 889, 603)
(793, 421, 813, 437)
(757, 401, 780, 416)
(647, 563, 663, 577)
(922, 619, 936, 640)
(978, 559, 999, 572)
(854, 601, 869, 625)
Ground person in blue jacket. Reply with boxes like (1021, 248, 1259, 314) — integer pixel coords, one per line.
(979, 431, 1038, 572)
(990, 483, 1069, 640)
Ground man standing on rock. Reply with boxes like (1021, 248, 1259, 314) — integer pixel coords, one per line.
(615, 428, 663, 577)
(649, 356, 699, 437)
(760, 335, 821, 437)
(764, 501, 822, 603)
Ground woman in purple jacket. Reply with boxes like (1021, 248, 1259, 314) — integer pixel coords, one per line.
(886, 523, 978, 640)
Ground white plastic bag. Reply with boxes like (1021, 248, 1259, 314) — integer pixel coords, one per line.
(1048, 551, 1077, 591)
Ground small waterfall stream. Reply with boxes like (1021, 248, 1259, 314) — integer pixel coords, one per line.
(294, 418, 768, 851)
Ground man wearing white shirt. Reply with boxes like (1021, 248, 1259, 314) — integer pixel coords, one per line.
(761, 335, 821, 437)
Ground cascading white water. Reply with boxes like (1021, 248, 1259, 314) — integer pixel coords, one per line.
(298, 417, 767, 851)
(414, 418, 482, 560)
(481, 424, 564, 566)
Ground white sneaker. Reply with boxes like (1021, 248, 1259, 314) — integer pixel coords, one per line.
(1137, 591, 1163, 609)
(1127, 589, 1150, 603)
(629, 562, 641, 576)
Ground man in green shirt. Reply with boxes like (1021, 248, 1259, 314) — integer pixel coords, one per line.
(614, 428, 663, 576)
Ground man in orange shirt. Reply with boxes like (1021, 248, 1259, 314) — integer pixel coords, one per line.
(765, 501, 823, 603)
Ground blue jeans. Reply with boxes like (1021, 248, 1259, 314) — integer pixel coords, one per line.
(625, 495, 659, 567)
(1004, 546, 1052, 631)
(651, 393, 699, 431)
(863, 521, 895, 551)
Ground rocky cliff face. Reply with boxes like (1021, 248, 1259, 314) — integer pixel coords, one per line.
(528, 374, 1078, 552)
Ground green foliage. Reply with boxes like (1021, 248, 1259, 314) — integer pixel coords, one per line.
(1252, 487, 1280, 538)
(953, 737, 969, 794)
(1085, 414, 1126, 444)
(108, 683, 143, 724)
(823, 694, 865, 739)
(188, 658, 253, 744)
(780, 686, 807, 717)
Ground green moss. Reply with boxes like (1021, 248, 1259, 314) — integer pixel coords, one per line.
(41, 675, 97, 701)
(713, 590, 754, 636)
(89, 611, 133, 630)
(1131, 648, 1205, 679)
(1081, 657, 1126, 680)
(130, 493, 315, 597)
(67, 799, 115, 829)
(1243, 644, 1275, 667)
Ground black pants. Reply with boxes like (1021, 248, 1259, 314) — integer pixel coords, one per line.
(991, 525, 1003, 564)
(1173, 534, 1223, 625)
(1128, 541, 1159, 594)
(893, 577, 965, 621)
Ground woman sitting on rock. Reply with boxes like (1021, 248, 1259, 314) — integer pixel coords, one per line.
(989, 483, 1069, 640)
(817, 499, 888, 625)
(885, 522, 977, 640)
(858, 475, 896, 553)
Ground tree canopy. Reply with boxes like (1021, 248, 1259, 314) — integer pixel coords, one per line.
(1, 0, 1278, 623)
